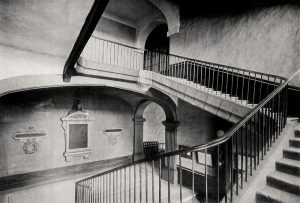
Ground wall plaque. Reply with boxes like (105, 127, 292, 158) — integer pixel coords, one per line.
(104, 129, 122, 145)
(13, 126, 46, 154)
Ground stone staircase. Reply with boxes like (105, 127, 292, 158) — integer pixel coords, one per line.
(256, 119, 300, 203)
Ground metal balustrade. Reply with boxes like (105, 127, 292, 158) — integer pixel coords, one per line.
(75, 36, 299, 203)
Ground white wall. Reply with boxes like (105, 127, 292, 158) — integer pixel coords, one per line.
(0, 87, 134, 177)
(170, 5, 300, 86)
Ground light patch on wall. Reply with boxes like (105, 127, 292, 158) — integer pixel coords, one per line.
(104, 129, 123, 145)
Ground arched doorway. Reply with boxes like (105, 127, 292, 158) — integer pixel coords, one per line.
(144, 24, 170, 72)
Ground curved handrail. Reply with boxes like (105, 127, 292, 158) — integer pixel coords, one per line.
(79, 69, 298, 182)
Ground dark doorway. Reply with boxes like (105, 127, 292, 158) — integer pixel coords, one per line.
(144, 24, 169, 72)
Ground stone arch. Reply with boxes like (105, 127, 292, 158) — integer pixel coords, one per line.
(133, 91, 179, 183)
(136, 16, 167, 49)
(147, 0, 180, 37)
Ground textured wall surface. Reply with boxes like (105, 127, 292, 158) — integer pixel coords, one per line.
(170, 5, 300, 86)
(0, 87, 134, 177)
(177, 100, 232, 147)
(143, 103, 166, 143)
(143, 100, 233, 147)
(94, 17, 136, 47)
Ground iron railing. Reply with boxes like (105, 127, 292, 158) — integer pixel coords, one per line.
(79, 36, 286, 106)
(76, 36, 299, 203)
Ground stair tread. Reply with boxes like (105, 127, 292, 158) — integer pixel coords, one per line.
(257, 185, 299, 203)
(276, 158, 300, 168)
(284, 147, 300, 153)
(267, 171, 300, 186)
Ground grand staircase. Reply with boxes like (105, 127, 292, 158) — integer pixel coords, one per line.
(72, 36, 300, 203)
(256, 119, 300, 203)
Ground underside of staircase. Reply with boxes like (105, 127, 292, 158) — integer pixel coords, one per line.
(256, 118, 300, 203)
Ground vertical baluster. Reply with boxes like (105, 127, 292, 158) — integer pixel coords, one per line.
(252, 74, 257, 104)
(134, 165, 136, 203)
(257, 112, 260, 165)
(204, 63, 207, 87)
(192, 151, 195, 202)
(179, 154, 183, 203)
(230, 136, 233, 202)
(208, 65, 211, 90)
(235, 70, 239, 100)
(168, 157, 171, 203)
(225, 67, 229, 96)
(254, 114, 257, 170)
(216, 66, 220, 91)
(217, 146, 220, 203)
(220, 66, 224, 93)
(159, 158, 162, 203)
(245, 121, 248, 182)
(246, 72, 251, 103)
(113, 172, 115, 203)
(140, 164, 142, 203)
(119, 169, 123, 203)
(124, 168, 127, 203)
(145, 162, 148, 203)
(267, 101, 271, 149)
(235, 132, 238, 195)
(240, 128, 244, 187)
(152, 160, 154, 203)
(205, 149, 208, 203)
(241, 71, 245, 102)
(129, 166, 131, 203)
(193, 61, 196, 86)
(250, 118, 253, 176)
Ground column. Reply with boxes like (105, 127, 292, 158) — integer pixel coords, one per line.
(162, 120, 180, 184)
(133, 116, 146, 161)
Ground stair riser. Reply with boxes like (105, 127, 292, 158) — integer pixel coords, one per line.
(289, 140, 300, 148)
(266, 176, 300, 195)
(256, 193, 282, 203)
(275, 162, 300, 177)
(283, 150, 300, 161)
(295, 130, 300, 138)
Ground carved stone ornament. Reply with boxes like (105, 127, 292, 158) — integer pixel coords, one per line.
(13, 126, 46, 154)
(104, 129, 122, 145)
(61, 101, 93, 162)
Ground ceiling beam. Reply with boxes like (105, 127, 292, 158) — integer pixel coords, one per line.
(63, 0, 110, 82)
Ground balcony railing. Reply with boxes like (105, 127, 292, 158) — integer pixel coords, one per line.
(75, 36, 299, 203)
(79, 36, 286, 105)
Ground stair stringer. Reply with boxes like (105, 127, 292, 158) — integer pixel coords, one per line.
(139, 70, 252, 123)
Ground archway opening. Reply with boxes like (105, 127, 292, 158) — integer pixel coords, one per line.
(144, 24, 169, 53)
(144, 24, 170, 71)
(143, 102, 166, 155)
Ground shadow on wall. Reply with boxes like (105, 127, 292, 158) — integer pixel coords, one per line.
(176, 99, 233, 147)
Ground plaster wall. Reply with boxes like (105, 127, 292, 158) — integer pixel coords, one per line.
(0, 87, 134, 177)
(143, 99, 233, 147)
(170, 5, 300, 86)
(0, 0, 93, 81)
(143, 103, 165, 143)
(94, 17, 136, 47)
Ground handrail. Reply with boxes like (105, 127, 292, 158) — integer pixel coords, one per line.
(77, 70, 298, 183)
(75, 35, 297, 203)
(89, 36, 287, 81)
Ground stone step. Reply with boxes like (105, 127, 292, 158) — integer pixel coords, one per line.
(256, 185, 299, 203)
(276, 158, 300, 177)
(289, 138, 300, 148)
(283, 147, 300, 161)
(294, 130, 300, 138)
(266, 171, 300, 195)
(236, 99, 248, 105)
